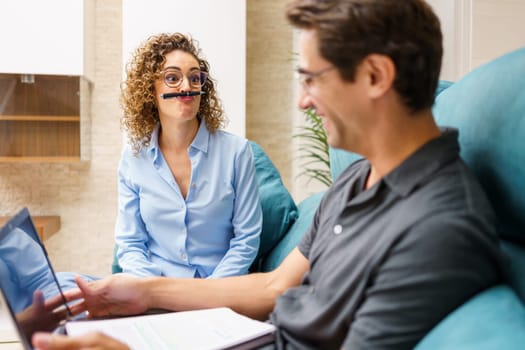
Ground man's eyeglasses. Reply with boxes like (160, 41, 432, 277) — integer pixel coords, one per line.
(296, 66, 336, 91)
(161, 68, 208, 89)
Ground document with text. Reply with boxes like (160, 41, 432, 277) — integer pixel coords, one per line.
(65, 307, 276, 350)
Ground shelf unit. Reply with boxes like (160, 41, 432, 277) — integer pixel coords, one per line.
(0, 73, 91, 162)
(0, 215, 60, 241)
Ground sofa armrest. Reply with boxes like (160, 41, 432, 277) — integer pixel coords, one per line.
(414, 285, 525, 350)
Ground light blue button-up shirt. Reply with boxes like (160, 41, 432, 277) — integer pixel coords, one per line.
(115, 121, 262, 278)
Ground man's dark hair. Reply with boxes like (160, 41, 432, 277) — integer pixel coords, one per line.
(286, 0, 443, 112)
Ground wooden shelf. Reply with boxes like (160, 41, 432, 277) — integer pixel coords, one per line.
(0, 116, 80, 122)
(0, 215, 60, 241)
(0, 74, 85, 161)
(0, 157, 81, 163)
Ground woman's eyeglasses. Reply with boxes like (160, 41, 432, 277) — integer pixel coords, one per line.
(161, 68, 208, 89)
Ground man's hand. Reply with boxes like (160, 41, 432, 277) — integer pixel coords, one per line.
(32, 332, 130, 350)
(73, 274, 149, 318)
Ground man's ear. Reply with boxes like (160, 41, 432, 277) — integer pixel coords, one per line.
(362, 54, 395, 99)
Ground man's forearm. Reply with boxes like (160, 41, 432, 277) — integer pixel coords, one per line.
(143, 271, 284, 320)
(76, 248, 308, 320)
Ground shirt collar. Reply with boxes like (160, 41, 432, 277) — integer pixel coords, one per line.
(382, 127, 460, 197)
(147, 120, 210, 158)
(149, 124, 161, 159)
(191, 119, 210, 154)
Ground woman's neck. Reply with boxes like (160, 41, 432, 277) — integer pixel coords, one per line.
(158, 118, 200, 152)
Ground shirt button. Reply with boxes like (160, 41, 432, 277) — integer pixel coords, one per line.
(192, 183, 196, 189)
(181, 253, 187, 260)
(333, 224, 343, 235)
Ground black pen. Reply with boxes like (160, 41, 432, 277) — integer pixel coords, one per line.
(161, 91, 206, 99)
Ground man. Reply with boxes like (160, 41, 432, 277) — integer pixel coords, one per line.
(33, 0, 507, 349)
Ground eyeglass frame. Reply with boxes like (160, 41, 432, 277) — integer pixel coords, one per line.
(159, 67, 208, 89)
(296, 65, 336, 91)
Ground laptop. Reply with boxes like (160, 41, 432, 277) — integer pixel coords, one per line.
(0, 285, 32, 349)
(0, 207, 74, 349)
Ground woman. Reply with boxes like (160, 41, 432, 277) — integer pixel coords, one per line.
(115, 33, 262, 278)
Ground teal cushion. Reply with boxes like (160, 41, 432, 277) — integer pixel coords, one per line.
(435, 80, 453, 96)
(329, 148, 361, 181)
(501, 241, 525, 302)
(112, 244, 121, 274)
(415, 285, 525, 350)
(249, 142, 298, 271)
(433, 47, 525, 241)
(260, 191, 324, 272)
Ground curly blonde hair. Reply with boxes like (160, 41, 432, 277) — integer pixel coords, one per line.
(120, 32, 226, 153)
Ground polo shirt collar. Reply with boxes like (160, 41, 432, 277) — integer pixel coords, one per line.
(382, 128, 460, 197)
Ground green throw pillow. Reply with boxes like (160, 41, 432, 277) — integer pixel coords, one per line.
(249, 142, 298, 271)
(261, 191, 324, 272)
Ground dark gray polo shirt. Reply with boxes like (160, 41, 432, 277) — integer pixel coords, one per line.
(269, 129, 507, 349)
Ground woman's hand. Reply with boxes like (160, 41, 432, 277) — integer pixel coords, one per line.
(32, 332, 130, 350)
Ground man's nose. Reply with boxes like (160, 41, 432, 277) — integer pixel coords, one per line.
(297, 87, 313, 110)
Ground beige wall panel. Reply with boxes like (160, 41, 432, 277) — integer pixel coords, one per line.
(472, 0, 525, 68)
(247, 0, 295, 190)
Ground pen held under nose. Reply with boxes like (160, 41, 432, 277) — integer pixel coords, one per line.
(161, 91, 206, 99)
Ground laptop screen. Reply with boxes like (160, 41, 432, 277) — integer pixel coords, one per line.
(0, 208, 71, 346)
(0, 286, 31, 350)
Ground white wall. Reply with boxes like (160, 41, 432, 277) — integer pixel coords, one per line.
(426, 0, 472, 81)
(0, 0, 91, 79)
(427, 0, 525, 81)
(122, 0, 246, 137)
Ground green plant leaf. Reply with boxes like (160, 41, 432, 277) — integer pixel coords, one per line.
(293, 108, 332, 187)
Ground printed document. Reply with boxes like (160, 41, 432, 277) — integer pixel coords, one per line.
(66, 307, 276, 350)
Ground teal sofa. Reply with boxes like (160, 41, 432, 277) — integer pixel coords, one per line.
(112, 47, 525, 348)
(413, 47, 525, 349)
